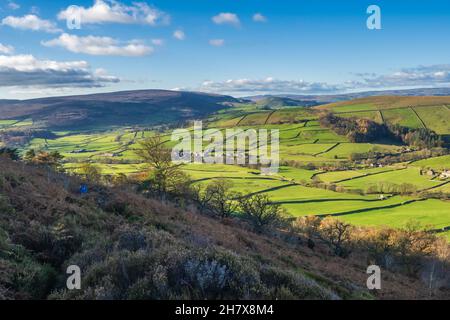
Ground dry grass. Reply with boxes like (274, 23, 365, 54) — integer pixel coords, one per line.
(0, 158, 448, 299)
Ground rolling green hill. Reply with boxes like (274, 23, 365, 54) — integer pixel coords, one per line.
(1, 93, 450, 242)
(315, 96, 450, 139)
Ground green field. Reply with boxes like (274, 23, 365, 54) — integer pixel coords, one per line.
(414, 106, 450, 134)
(0, 118, 33, 129)
(412, 155, 450, 170)
(276, 166, 317, 182)
(381, 108, 424, 128)
(4, 95, 450, 241)
(336, 167, 441, 191)
(281, 195, 409, 217)
(340, 199, 450, 230)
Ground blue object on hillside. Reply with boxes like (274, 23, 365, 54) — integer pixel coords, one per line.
(80, 184, 88, 194)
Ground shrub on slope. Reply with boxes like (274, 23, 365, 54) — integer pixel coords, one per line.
(0, 158, 445, 299)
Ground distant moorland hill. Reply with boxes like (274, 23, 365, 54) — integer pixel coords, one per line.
(0, 90, 239, 129)
(246, 87, 450, 104)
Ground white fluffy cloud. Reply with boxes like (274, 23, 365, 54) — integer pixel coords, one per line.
(57, 0, 170, 26)
(360, 65, 450, 88)
(209, 39, 225, 47)
(212, 13, 240, 27)
(0, 43, 14, 55)
(200, 77, 341, 95)
(1, 14, 62, 33)
(200, 65, 450, 95)
(253, 13, 267, 23)
(42, 33, 153, 57)
(173, 29, 185, 40)
(0, 54, 119, 87)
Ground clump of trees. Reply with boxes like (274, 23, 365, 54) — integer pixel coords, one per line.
(319, 113, 443, 149)
(194, 180, 286, 231)
(358, 221, 449, 281)
(294, 216, 450, 292)
(319, 113, 389, 143)
(294, 216, 353, 257)
(387, 123, 442, 149)
(366, 182, 417, 195)
(24, 149, 64, 169)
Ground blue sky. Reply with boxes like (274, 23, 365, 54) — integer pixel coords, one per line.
(0, 0, 450, 99)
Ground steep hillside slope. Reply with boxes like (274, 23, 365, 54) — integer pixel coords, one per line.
(0, 158, 440, 300)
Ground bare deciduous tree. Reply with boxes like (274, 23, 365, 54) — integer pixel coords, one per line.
(135, 135, 190, 197)
(203, 179, 240, 218)
(319, 217, 353, 257)
(240, 194, 285, 232)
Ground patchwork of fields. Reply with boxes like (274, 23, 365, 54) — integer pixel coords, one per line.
(2, 95, 450, 240)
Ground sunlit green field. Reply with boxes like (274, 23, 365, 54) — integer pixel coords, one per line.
(315, 166, 397, 183)
(336, 167, 441, 191)
(412, 155, 450, 170)
(381, 108, 424, 128)
(276, 166, 317, 182)
(339, 199, 450, 230)
(0, 118, 33, 128)
(414, 106, 450, 134)
(5, 97, 449, 241)
(281, 195, 409, 217)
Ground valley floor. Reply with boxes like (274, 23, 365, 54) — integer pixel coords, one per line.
(2, 97, 450, 241)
